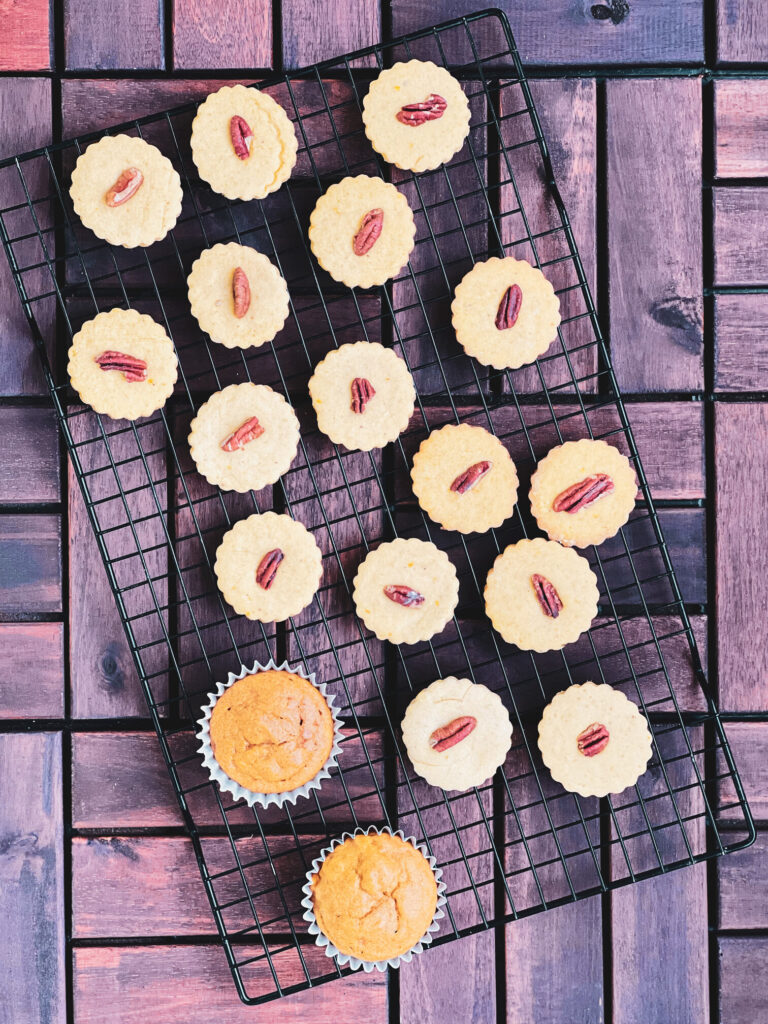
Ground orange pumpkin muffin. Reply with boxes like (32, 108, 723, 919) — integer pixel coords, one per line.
(208, 669, 335, 794)
(309, 832, 439, 963)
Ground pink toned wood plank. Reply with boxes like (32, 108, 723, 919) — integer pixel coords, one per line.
(714, 188, 768, 285)
(0, 732, 65, 1024)
(715, 293, 768, 391)
(74, 944, 387, 1022)
(401, 936, 496, 1023)
(718, 0, 768, 63)
(719, 938, 768, 1023)
(715, 404, 768, 710)
(718, 723, 768, 822)
(607, 78, 703, 392)
(0, 622, 64, 718)
(64, 0, 164, 70)
(282, 0, 379, 67)
(0, 514, 60, 613)
(172, 0, 272, 71)
(715, 80, 768, 178)
(719, 830, 768, 929)
(0, 0, 50, 69)
(0, 406, 59, 503)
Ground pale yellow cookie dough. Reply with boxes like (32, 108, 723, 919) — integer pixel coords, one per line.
(410, 423, 519, 534)
(70, 135, 183, 248)
(215, 512, 323, 623)
(188, 383, 300, 492)
(190, 84, 298, 201)
(484, 538, 599, 652)
(308, 175, 416, 289)
(308, 341, 416, 451)
(451, 257, 561, 370)
(530, 439, 638, 548)
(188, 243, 290, 349)
(362, 60, 471, 173)
(401, 677, 513, 792)
(67, 308, 178, 421)
(537, 681, 653, 798)
(352, 538, 459, 645)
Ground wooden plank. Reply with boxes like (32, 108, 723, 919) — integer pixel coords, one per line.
(719, 938, 768, 1023)
(0, 406, 59, 503)
(0, 0, 50, 70)
(714, 188, 768, 285)
(64, 0, 164, 70)
(401, 933, 496, 1024)
(715, 403, 768, 710)
(719, 829, 768, 929)
(0, 732, 65, 1024)
(0, 513, 61, 613)
(172, 0, 272, 71)
(282, 0, 379, 67)
(607, 78, 703, 392)
(0, 622, 65, 718)
(717, 0, 768, 64)
(715, 293, 768, 391)
(715, 80, 768, 178)
(718, 722, 768, 823)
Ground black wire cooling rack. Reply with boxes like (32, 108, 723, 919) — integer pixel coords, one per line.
(0, 7, 755, 1006)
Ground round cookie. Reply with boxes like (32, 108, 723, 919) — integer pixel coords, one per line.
(188, 383, 300, 492)
(362, 60, 471, 173)
(352, 538, 459, 645)
(308, 341, 416, 451)
(214, 512, 323, 623)
(451, 257, 561, 370)
(537, 681, 653, 798)
(67, 308, 178, 421)
(410, 423, 519, 534)
(484, 538, 599, 652)
(188, 243, 290, 349)
(530, 439, 638, 548)
(401, 677, 513, 791)
(190, 84, 298, 201)
(70, 135, 183, 248)
(308, 175, 416, 289)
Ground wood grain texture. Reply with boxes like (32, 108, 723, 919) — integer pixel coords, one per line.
(715, 80, 768, 177)
(0, 514, 61, 613)
(607, 78, 703, 392)
(718, 723, 768, 822)
(715, 403, 768, 710)
(282, 0, 379, 67)
(64, 0, 164, 70)
(715, 293, 768, 391)
(719, 829, 768, 929)
(0, 732, 65, 1024)
(714, 188, 768, 285)
(719, 938, 768, 1024)
(0, 622, 65, 718)
(718, 0, 768, 64)
(401, 934, 496, 1024)
(172, 0, 272, 70)
(0, 0, 51, 69)
(0, 406, 59, 503)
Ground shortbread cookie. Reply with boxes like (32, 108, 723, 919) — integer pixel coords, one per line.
(308, 341, 416, 451)
(308, 175, 416, 289)
(215, 512, 323, 623)
(190, 84, 298, 201)
(352, 538, 459, 645)
(451, 257, 561, 370)
(537, 681, 653, 798)
(484, 538, 598, 652)
(70, 135, 183, 248)
(362, 60, 471, 173)
(188, 383, 300, 492)
(410, 423, 518, 534)
(188, 243, 290, 349)
(530, 439, 638, 548)
(67, 308, 178, 421)
(401, 677, 513, 792)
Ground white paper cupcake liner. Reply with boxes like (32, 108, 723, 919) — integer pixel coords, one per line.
(195, 659, 343, 809)
(300, 825, 447, 972)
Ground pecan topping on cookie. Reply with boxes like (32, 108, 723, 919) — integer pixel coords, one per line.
(531, 573, 563, 619)
(105, 167, 144, 207)
(450, 460, 491, 494)
(383, 584, 425, 607)
(230, 115, 254, 160)
(350, 376, 376, 414)
(353, 208, 384, 256)
(576, 722, 610, 757)
(232, 267, 251, 318)
(495, 284, 523, 330)
(553, 474, 614, 514)
(220, 416, 264, 452)
(429, 715, 477, 752)
(95, 350, 148, 382)
(256, 548, 284, 590)
(396, 94, 447, 126)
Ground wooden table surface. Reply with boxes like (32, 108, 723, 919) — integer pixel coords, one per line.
(1, 1, 767, 1021)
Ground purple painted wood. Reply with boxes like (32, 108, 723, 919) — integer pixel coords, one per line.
(715, 80, 768, 177)
(719, 938, 768, 1023)
(0, 0, 51, 70)
(172, 0, 272, 70)
(714, 187, 768, 285)
(717, 0, 768, 64)
(718, 723, 768, 823)
(282, 0, 379, 67)
(719, 830, 768, 929)
(715, 294, 768, 391)
(0, 623, 65, 718)
(0, 514, 61, 614)
(0, 406, 60, 503)
(64, 0, 165, 70)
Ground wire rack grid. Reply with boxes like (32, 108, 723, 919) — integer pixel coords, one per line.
(0, 7, 754, 1006)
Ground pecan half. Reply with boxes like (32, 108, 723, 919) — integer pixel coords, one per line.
(230, 115, 254, 160)
(450, 460, 492, 494)
(429, 715, 477, 752)
(220, 416, 264, 452)
(396, 93, 448, 126)
(350, 376, 376, 414)
(576, 722, 609, 757)
(531, 573, 563, 619)
(353, 208, 384, 256)
(383, 584, 425, 607)
(95, 350, 148, 382)
(495, 284, 523, 330)
(552, 474, 614, 514)
(105, 167, 144, 207)
(256, 548, 284, 590)
(232, 267, 251, 319)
